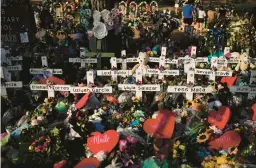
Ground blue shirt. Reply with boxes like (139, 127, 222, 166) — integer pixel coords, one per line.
(182, 4, 193, 18)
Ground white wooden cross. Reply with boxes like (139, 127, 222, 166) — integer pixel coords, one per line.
(30, 56, 63, 75)
(118, 68, 161, 100)
(68, 57, 98, 68)
(1, 67, 23, 97)
(97, 56, 132, 82)
(30, 71, 112, 97)
(229, 85, 256, 100)
(167, 86, 214, 100)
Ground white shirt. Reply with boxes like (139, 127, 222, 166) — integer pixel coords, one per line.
(198, 10, 206, 18)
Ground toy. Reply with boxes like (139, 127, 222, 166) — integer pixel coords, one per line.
(131, 52, 150, 75)
(235, 52, 255, 72)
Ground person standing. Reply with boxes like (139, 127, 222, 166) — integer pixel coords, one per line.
(182, 1, 194, 26)
(197, 6, 206, 31)
(207, 6, 216, 25)
(218, 5, 226, 20)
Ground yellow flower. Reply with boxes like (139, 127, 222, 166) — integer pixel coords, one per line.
(204, 161, 216, 168)
(42, 109, 47, 114)
(197, 132, 210, 143)
(216, 156, 227, 165)
(186, 100, 194, 108)
(234, 128, 240, 132)
(173, 149, 177, 155)
(179, 145, 185, 151)
(28, 145, 34, 151)
(172, 153, 177, 158)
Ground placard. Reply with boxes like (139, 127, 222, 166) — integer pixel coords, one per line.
(70, 87, 112, 93)
(160, 70, 179, 76)
(167, 86, 214, 93)
(195, 69, 213, 75)
(149, 57, 160, 63)
(2, 81, 23, 88)
(118, 84, 160, 91)
(20, 32, 29, 43)
(9, 56, 23, 61)
(1, 0, 36, 43)
(216, 71, 232, 77)
(126, 58, 138, 63)
(29, 68, 62, 74)
(229, 86, 251, 93)
(97, 70, 132, 77)
(30, 84, 70, 91)
(6, 65, 22, 71)
(166, 59, 178, 64)
(195, 57, 208, 62)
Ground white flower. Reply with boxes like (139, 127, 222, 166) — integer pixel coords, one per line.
(220, 164, 233, 168)
(105, 157, 123, 168)
(31, 119, 38, 126)
(86, 151, 93, 158)
(93, 10, 101, 22)
(175, 116, 181, 123)
(37, 116, 45, 121)
(94, 151, 106, 162)
(152, 112, 158, 119)
(92, 22, 108, 39)
(101, 9, 110, 22)
(209, 126, 223, 134)
(139, 118, 145, 122)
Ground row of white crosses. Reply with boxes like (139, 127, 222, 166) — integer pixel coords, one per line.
(30, 71, 113, 97)
(117, 48, 168, 99)
(1, 47, 23, 96)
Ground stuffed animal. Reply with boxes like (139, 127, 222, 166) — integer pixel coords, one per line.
(131, 52, 150, 75)
(235, 52, 255, 72)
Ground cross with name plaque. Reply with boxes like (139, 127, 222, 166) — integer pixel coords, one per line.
(167, 86, 215, 100)
(29, 55, 63, 75)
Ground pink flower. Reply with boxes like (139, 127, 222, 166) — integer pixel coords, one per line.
(35, 147, 40, 152)
(37, 145, 43, 149)
(119, 140, 127, 151)
(32, 141, 37, 145)
(127, 136, 137, 144)
(43, 142, 48, 147)
(40, 136, 45, 140)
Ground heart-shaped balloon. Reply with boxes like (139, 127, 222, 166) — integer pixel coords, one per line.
(74, 158, 100, 168)
(251, 104, 256, 121)
(87, 130, 119, 155)
(208, 130, 241, 150)
(143, 109, 175, 139)
(208, 106, 231, 130)
(221, 75, 237, 88)
(54, 160, 67, 168)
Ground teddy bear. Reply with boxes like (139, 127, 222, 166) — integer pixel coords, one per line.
(235, 52, 255, 72)
(131, 52, 150, 75)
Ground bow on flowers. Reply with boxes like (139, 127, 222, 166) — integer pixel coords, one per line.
(136, 80, 142, 85)
(119, 136, 137, 151)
